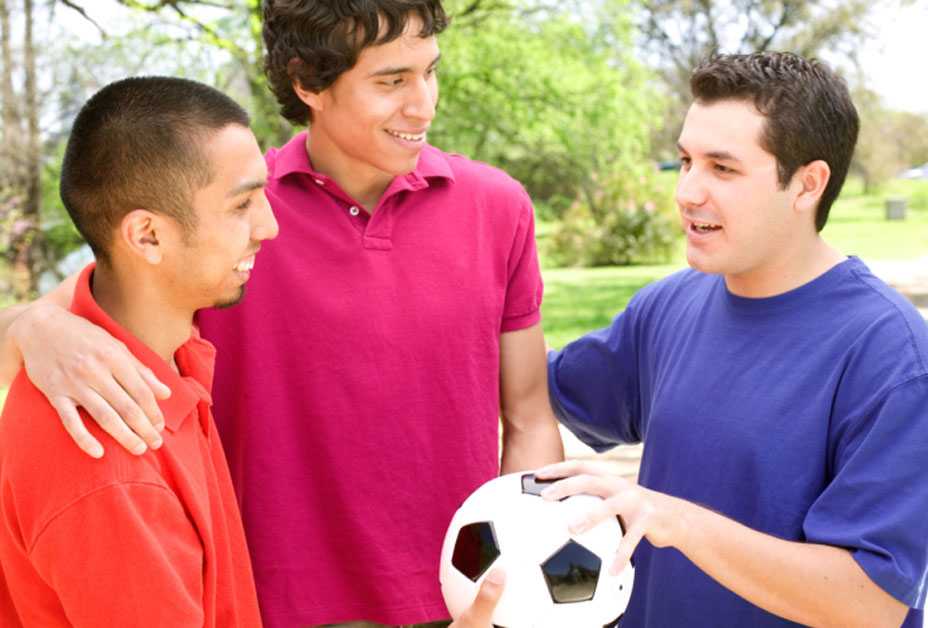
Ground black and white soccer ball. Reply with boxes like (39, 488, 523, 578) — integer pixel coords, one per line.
(439, 471, 634, 628)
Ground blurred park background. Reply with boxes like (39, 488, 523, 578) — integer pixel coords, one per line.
(0, 0, 925, 349)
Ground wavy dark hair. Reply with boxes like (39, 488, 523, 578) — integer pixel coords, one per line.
(263, 0, 450, 125)
(690, 52, 859, 231)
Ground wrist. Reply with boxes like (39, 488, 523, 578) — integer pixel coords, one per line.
(662, 493, 698, 551)
(9, 302, 60, 349)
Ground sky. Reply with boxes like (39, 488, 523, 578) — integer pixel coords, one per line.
(858, 2, 928, 114)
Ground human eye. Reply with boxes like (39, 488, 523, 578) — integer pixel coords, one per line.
(679, 156, 691, 170)
(714, 163, 736, 174)
(378, 76, 404, 87)
(234, 197, 252, 213)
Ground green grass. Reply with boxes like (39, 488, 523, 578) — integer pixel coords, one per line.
(821, 178, 928, 262)
(541, 178, 928, 348)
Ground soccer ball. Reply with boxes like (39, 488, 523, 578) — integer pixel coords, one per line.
(439, 472, 634, 628)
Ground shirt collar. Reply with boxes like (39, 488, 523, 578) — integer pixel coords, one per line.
(270, 130, 456, 186)
(69, 263, 216, 433)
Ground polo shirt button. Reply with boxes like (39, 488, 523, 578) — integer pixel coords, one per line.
(349, 206, 360, 216)
(314, 179, 324, 185)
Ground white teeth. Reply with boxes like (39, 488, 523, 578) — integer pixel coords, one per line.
(387, 130, 426, 142)
(234, 258, 255, 272)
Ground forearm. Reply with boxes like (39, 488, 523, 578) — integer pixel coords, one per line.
(499, 324, 565, 473)
(0, 303, 32, 385)
(500, 413, 564, 473)
(675, 500, 907, 627)
(0, 276, 75, 386)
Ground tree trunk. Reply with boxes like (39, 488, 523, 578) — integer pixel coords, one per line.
(0, 0, 22, 187)
(12, 0, 41, 298)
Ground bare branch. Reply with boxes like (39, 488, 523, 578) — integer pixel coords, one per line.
(56, 0, 107, 38)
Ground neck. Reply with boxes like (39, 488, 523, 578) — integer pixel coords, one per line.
(305, 129, 394, 211)
(92, 263, 194, 365)
(724, 235, 846, 298)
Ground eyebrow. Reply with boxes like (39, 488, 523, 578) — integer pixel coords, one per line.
(227, 179, 266, 198)
(367, 53, 442, 78)
(676, 142, 742, 163)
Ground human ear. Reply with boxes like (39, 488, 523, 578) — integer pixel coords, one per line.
(793, 160, 831, 215)
(120, 210, 165, 265)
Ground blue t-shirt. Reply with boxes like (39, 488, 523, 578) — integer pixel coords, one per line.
(548, 257, 928, 627)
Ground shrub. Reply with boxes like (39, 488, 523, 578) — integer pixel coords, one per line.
(548, 171, 679, 267)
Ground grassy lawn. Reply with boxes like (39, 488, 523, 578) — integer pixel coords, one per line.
(541, 178, 928, 348)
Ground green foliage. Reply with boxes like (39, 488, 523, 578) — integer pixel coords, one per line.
(548, 168, 679, 267)
(433, 0, 663, 220)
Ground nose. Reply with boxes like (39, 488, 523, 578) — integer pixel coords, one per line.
(403, 74, 437, 123)
(252, 191, 279, 242)
(675, 164, 708, 209)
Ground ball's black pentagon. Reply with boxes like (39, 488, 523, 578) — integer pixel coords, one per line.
(452, 521, 500, 582)
(541, 539, 602, 603)
(521, 473, 557, 497)
(603, 614, 624, 627)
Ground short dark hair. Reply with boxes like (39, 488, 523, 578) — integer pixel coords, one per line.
(690, 52, 859, 231)
(263, 0, 449, 125)
(60, 76, 250, 265)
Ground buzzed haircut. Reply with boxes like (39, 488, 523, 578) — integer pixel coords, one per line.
(263, 0, 449, 125)
(59, 76, 251, 264)
(690, 52, 859, 231)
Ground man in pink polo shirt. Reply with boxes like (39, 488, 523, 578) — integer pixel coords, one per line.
(0, 1, 563, 626)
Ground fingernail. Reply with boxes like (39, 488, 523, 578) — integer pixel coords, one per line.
(485, 569, 505, 585)
(132, 443, 148, 455)
(155, 422, 165, 432)
(540, 488, 556, 500)
(89, 444, 104, 459)
(151, 438, 163, 450)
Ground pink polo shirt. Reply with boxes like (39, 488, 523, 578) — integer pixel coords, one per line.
(197, 132, 543, 626)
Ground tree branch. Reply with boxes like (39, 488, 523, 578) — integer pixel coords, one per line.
(56, 0, 107, 38)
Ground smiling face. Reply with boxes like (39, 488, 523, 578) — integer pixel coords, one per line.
(299, 14, 441, 183)
(164, 124, 279, 310)
(676, 99, 810, 287)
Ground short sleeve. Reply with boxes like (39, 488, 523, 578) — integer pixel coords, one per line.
(803, 375, 928, 608)
(29, 482, 205, 627)
(547, 300, 644, 452)
(501, 187, 544, 333)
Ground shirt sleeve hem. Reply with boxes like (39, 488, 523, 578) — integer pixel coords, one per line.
(500, 307, 541, 333)
(853, 548, 923, 609)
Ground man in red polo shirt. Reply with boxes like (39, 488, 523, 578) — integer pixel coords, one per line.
(0, 76, 278, 626)
(0, 2, 562, 626)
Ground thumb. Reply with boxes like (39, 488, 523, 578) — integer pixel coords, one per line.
(455, 569, 505, 627)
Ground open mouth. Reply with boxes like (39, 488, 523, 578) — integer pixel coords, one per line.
(386, 129, 427, 143)
(689, 221, 722, 234)
(234, 256, 255, 273)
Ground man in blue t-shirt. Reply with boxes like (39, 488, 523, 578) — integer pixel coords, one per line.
(538, 52, 928, 627)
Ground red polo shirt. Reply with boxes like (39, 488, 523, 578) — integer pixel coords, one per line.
(0, 264, 262, 627)
(198, 134, 544, 626)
